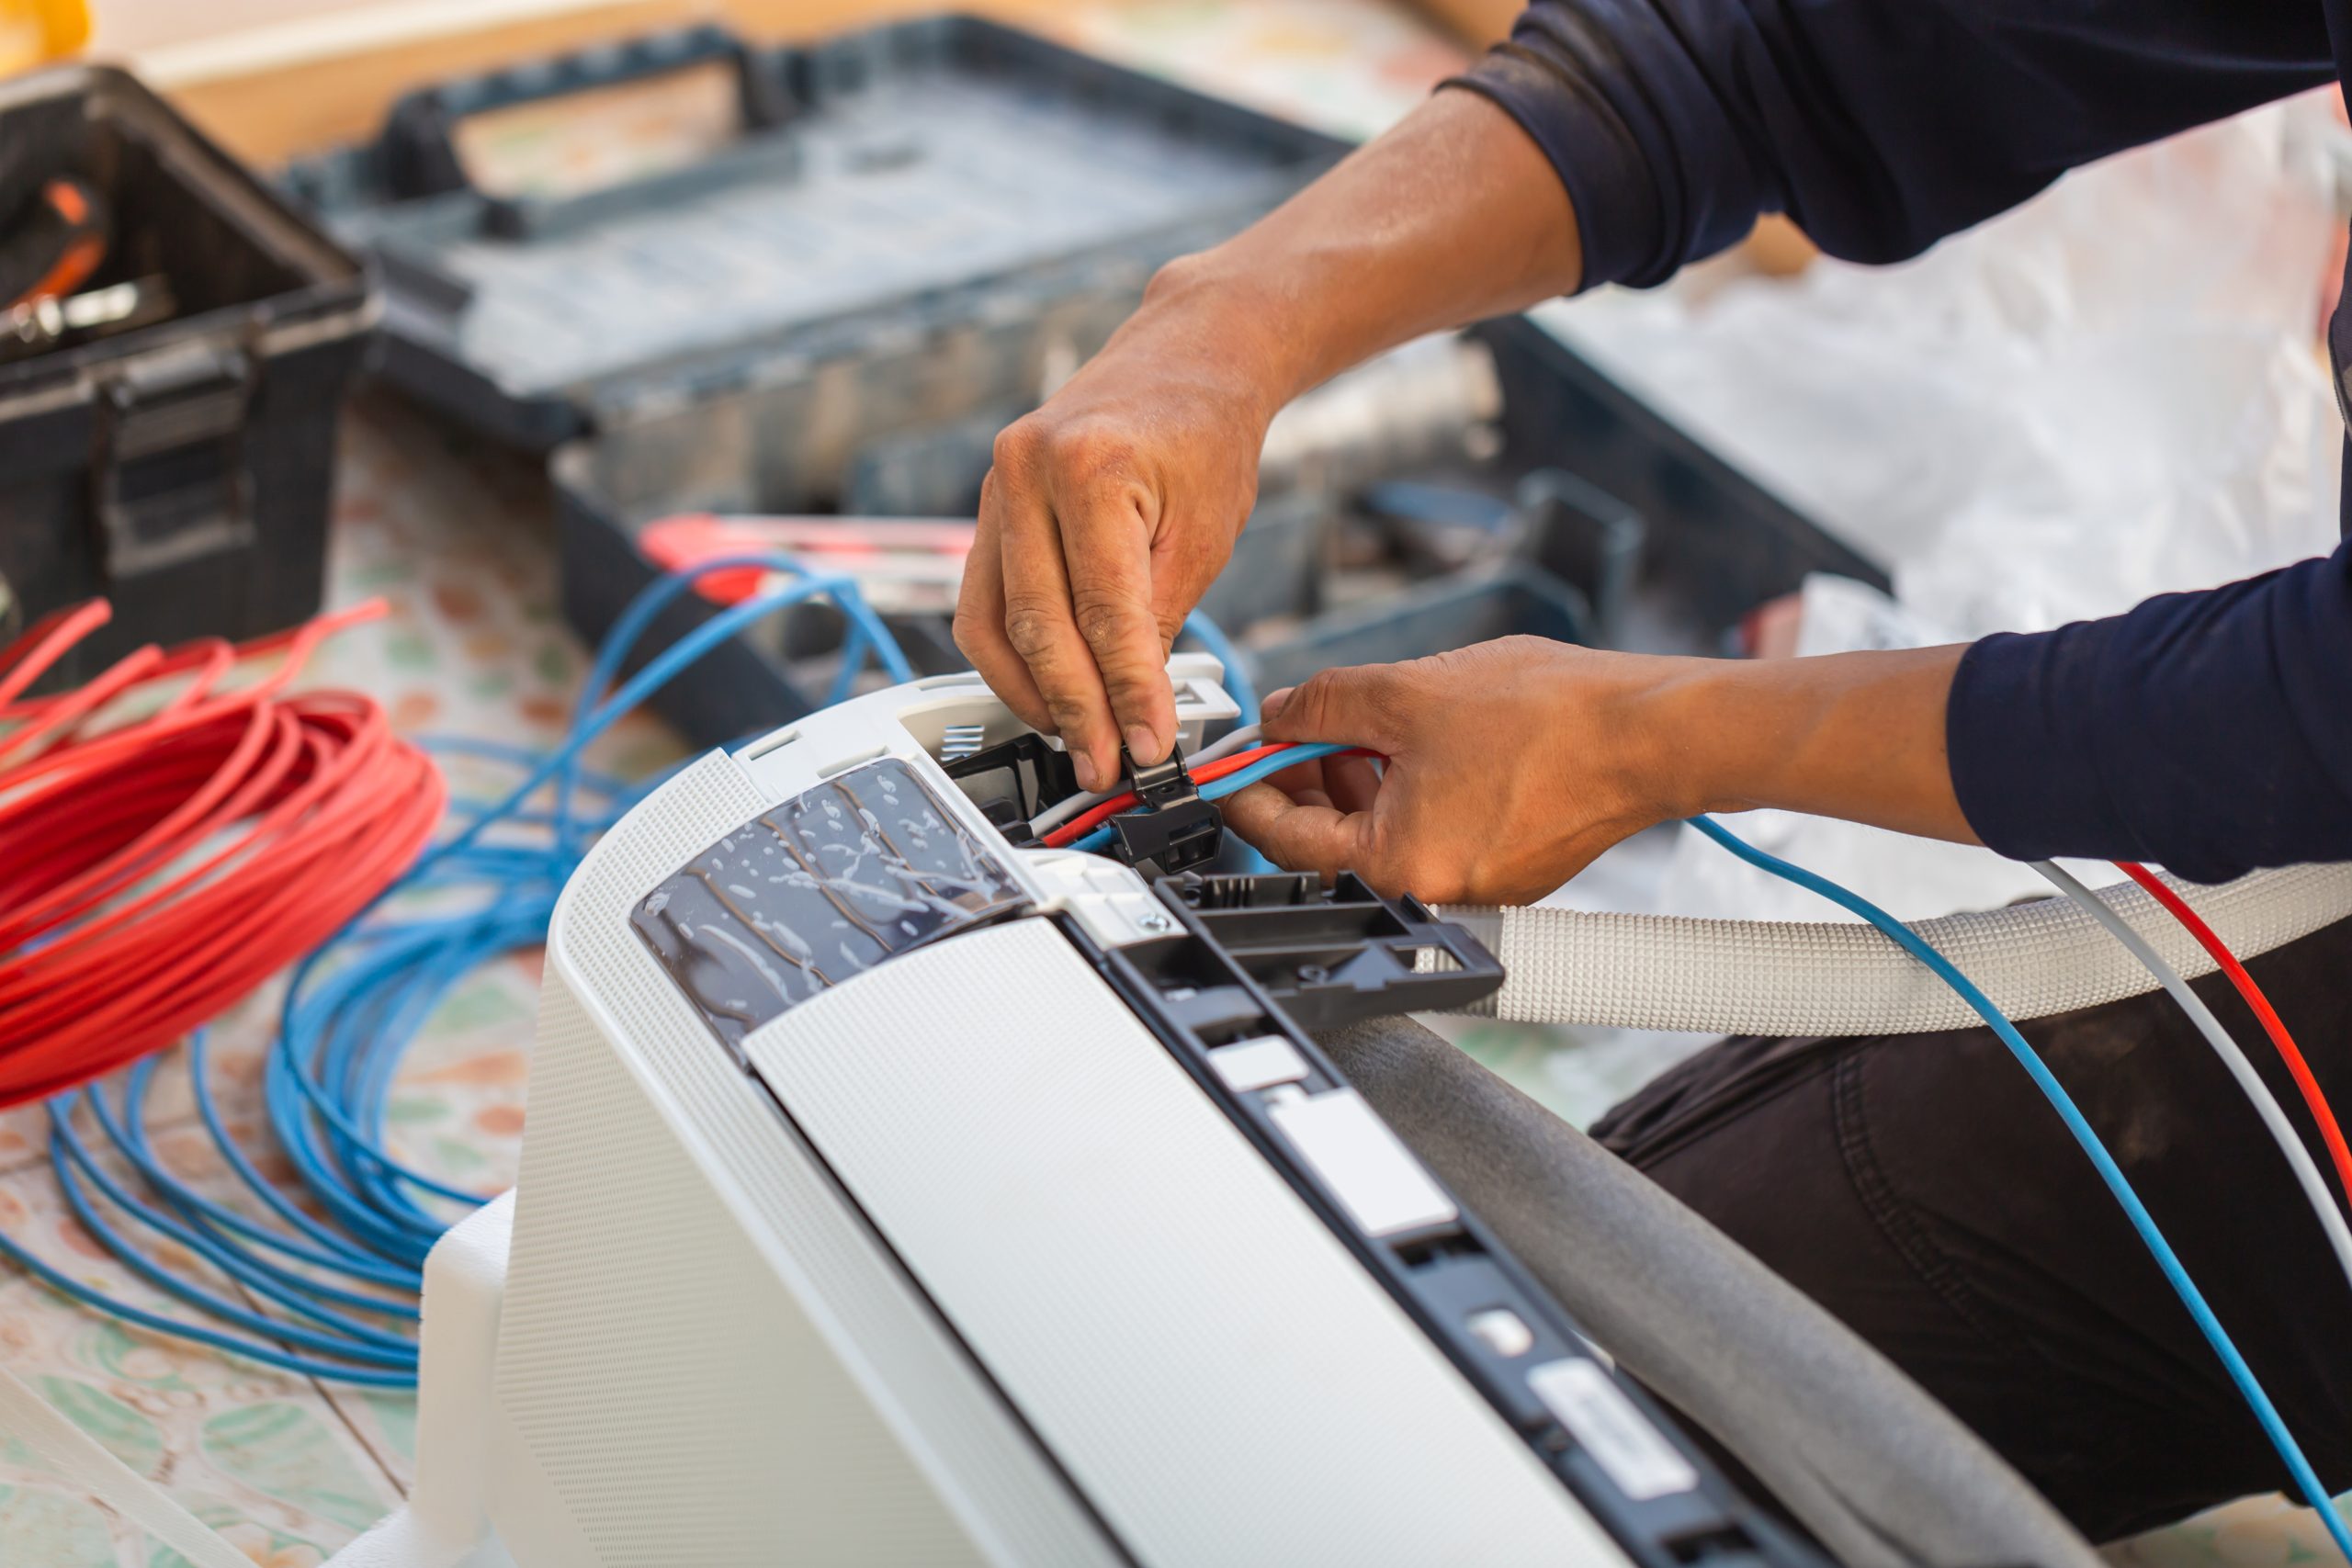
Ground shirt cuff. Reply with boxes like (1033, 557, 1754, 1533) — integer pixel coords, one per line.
(1946, 629, 2126, 868)
(1443, 45, 1664, 291)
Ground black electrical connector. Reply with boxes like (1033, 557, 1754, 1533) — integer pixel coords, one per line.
(942, 731, 1080, 848)
(1108, 745, 1223, 879)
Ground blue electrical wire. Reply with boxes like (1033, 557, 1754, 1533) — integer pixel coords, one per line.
(45, 1101, 414, 1365)
(14, 555, 913, 1385)
(1688, 813, 2352, 1562)
(1181, 610, 1259, 726)
(1067, 741, 1349, 854)
(263, 560, 910, 1242)
(22, 556, 2342, 1559)
(0, 1222, 417, 1389)
(1203, 742, 1350, 800)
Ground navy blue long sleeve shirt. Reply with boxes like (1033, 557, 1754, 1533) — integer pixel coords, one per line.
(1453, 1, 2352, 882)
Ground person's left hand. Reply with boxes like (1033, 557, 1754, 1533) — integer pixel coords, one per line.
(1221, 637, 1694, 905)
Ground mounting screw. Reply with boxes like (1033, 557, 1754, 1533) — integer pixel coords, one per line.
(1137, 911, 1171, 933)
(1296, 964, 1329, 984)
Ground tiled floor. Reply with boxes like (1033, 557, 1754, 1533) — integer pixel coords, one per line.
(0, 388, 669, 1562)
(3, 2, 2343, 1562)
(0, 7, 1464, 1560)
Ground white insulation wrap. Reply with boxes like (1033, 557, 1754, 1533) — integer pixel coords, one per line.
(1443, 863, 2352, 1035)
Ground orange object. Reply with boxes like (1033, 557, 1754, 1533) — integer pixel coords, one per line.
(0, 0, 86, 75)
(17, 178, 101, 300)
(1, 175, 107, 312)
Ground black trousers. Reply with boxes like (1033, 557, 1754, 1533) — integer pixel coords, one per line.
(1589, 915, 2352, 1543)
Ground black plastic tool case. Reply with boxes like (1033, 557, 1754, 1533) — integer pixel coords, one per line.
(286, 14, 1883, 749)
(0, 65, 377, 687)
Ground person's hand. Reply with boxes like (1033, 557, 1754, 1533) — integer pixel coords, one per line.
(952, 88, 1587, 795)
(954, 268, 1280, 793)
(1222, 635, 1976, 906)
(1222, 637, 1686, 905)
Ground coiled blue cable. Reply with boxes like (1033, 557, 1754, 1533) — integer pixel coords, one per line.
(264, 559, 913, 1247)
(1689, 813, 2352, 1561)
(17, 566, 2340, 1554)
(8, 556, 912, 1385)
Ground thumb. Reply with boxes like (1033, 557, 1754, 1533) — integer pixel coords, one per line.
(1261, 663, 1408, 753)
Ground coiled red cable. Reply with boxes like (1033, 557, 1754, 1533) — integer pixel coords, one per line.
(0, 600, 444, 1109)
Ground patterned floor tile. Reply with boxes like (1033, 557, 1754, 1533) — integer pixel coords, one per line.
(3, 5, 2326, 1562)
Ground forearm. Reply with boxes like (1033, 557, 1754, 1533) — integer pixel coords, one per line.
(1619, 547, 2352, 877)
(1106, 89, 1581, 418)
(1648, 648, 1976, 844)
(1236, 638, 1973, 905)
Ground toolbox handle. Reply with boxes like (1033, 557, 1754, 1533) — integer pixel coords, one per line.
(90, 340, 257, 585)
(478, 134, 804, 244)
(379, 24, 790, 204)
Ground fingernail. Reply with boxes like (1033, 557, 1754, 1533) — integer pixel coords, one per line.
(1125, 725, 1160, 763)
(1073, 753, 1100, 792)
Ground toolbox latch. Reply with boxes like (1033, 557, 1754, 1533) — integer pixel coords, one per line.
(92, 342, 257, 581)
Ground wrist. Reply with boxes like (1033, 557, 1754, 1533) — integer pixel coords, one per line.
(1643, 647, 1973, 841)
(1607, 654, 1757, 826)
(1513, 647, 1731, 834)
(1668, 658, 1798, 818)
(1130, 248, 1339, 419)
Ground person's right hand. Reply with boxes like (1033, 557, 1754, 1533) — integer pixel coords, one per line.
(1223, 638, 1679, 905)
(953, 267, 1279, 793)
(953, 87, 1588, 788)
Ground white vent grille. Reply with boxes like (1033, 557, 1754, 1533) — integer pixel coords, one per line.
(497, 975, 973, 1564)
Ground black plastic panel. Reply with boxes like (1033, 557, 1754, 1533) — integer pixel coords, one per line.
(1065, 874, 1815, 1568)
(1159, 870, 1502, 1029)
(631, 757, 1026, 1052)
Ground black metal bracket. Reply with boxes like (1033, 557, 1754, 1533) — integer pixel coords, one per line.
(1108, 744, 1221, 879)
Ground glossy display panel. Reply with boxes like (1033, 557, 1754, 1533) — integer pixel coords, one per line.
(634, 758, 1026, 1050)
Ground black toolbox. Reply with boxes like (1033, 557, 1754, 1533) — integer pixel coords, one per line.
(0, 65, 377, 683)
(286, 15, 1883, 749)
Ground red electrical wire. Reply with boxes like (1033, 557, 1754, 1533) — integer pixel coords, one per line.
(1040, 744, 1290, 847)
(2116, 861, 2352, 1206)
(0, 600, 113, 708)
(0, 600, 444, 1109)
(1040, 744, 1374, 849)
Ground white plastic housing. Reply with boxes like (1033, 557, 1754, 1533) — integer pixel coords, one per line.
(355, 664, 1634, 1567)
